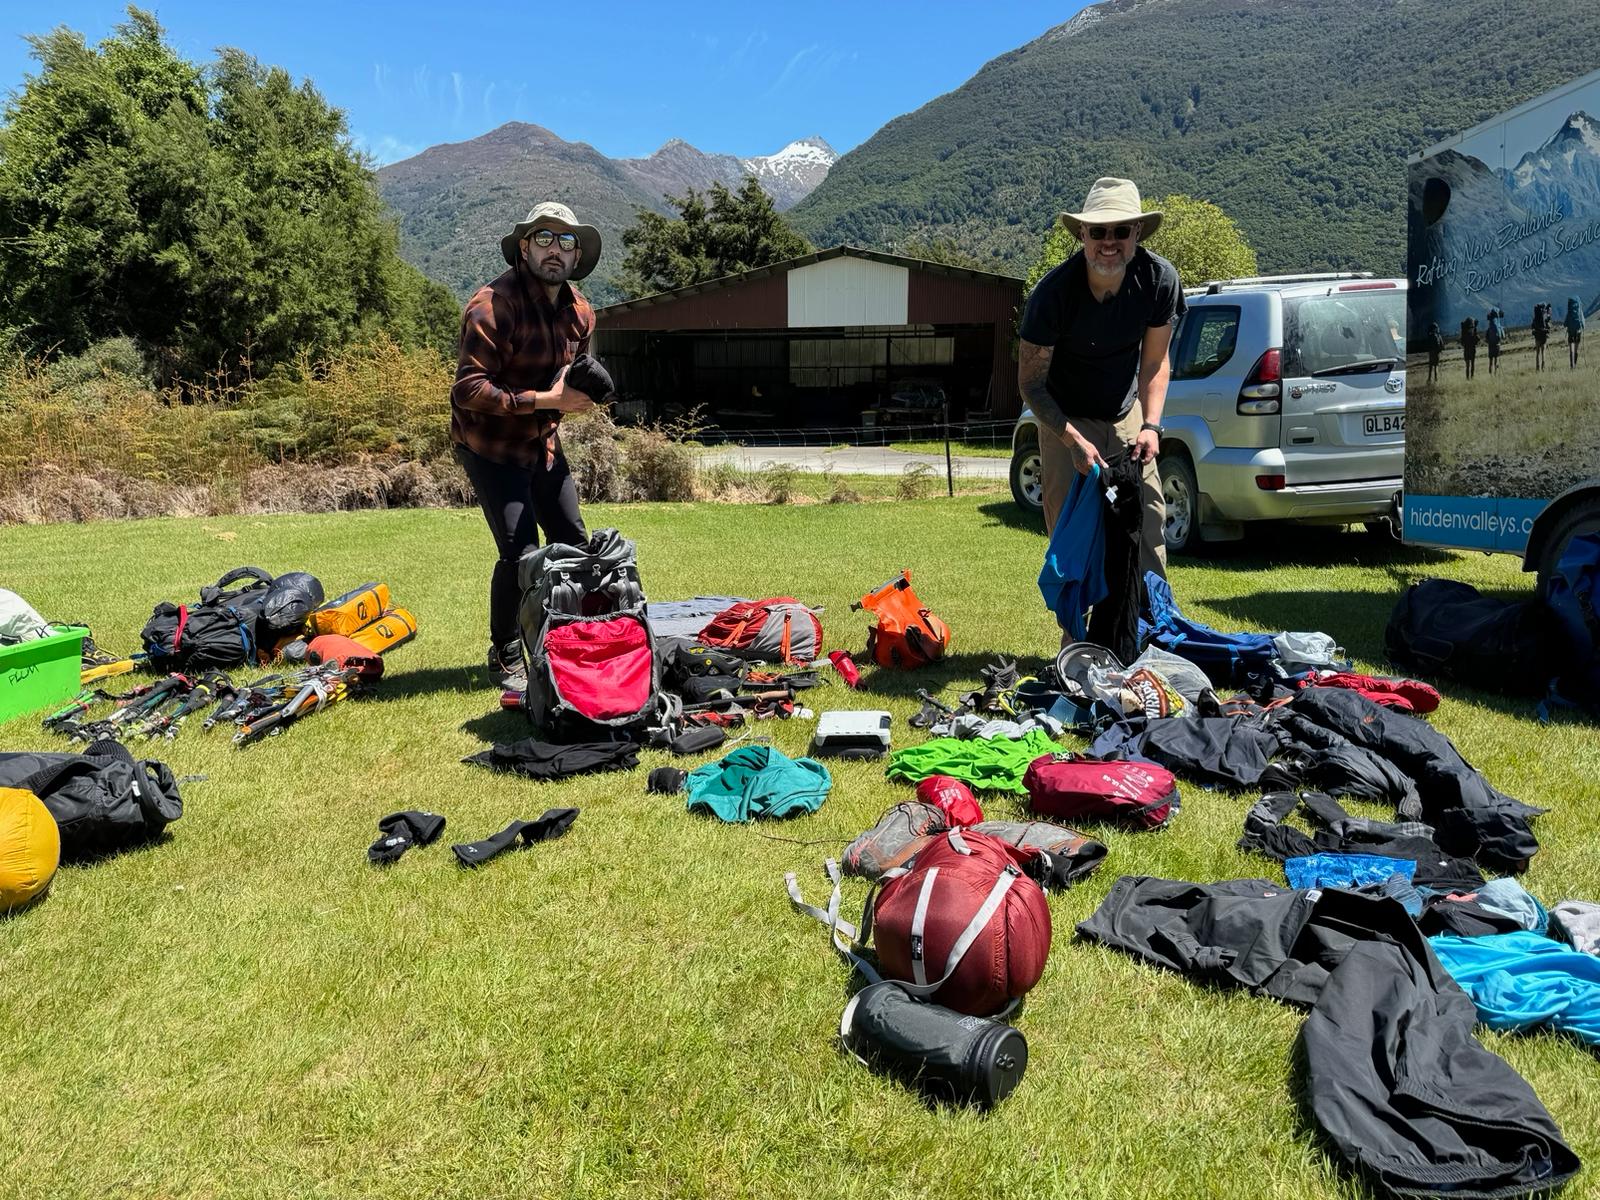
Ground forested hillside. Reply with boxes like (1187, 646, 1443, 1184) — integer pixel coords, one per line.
(790, 0, 1600, 276)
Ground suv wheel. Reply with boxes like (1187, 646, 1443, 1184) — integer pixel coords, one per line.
(1009, 433, 1043, 514)
(1160, 452, 1201, 554)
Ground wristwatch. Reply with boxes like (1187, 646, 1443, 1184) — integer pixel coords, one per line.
(1140, 421, 1164, 436)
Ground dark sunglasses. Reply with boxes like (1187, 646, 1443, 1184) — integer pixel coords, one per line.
(528, 228, 579, 251)
(1085, 224, 1136, 241)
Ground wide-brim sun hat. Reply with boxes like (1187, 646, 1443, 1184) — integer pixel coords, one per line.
(501, 201, 602, 279)
(1058, 177, 1163, 241)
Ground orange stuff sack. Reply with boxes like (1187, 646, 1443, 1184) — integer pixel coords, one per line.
(347, 607, 417, 654)
(307, 583, 391, 637)
(857, 570, 951, 669)
(306, 634, 384, 680)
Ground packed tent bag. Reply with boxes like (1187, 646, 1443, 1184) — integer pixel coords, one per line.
(308, 582, 391, 638)
(697, 598, 823, 665)
(855, 570, 951, 669)
(517, 528, 663, 741)
(0, 741, 182, 858)
(347, 607, 418, 655)
(141, 566, 275, 670)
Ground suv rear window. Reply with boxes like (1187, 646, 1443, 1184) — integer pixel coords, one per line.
(1171, 306, 1240, 380)
(1283, 290, 1405, 377)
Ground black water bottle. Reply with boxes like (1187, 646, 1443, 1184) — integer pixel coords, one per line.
(840, 981, 1028, 1108)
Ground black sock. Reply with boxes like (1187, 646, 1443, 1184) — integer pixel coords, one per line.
(367, 810, 448, 865)
(453, 808, 579, 867)
(648, 767, 688, 794)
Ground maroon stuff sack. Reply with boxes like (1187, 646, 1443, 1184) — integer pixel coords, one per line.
(1023, 752, 1180, 829)
(915, 775, 984, 826)
(697, 597, 822, 664)
(870, 829, 1052, 1016)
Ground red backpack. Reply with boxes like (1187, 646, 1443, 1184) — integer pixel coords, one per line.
(869, 829, 1052, 1016)
(697, 597, 822, 664)
(855, 571, 951, 669)
(1023, 753, 1180, 829)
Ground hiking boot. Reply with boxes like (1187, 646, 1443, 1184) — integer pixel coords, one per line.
(487, 641, 527, 691)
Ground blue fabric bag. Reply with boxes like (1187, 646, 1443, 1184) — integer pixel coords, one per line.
(1139, 571, 1278, 688)
(1037, 465, 1105, 638)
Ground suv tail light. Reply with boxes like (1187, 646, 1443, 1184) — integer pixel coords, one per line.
(1237, 348, 1281, 414)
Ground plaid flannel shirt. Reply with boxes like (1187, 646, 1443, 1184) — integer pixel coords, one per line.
(450, 266, 594, 468)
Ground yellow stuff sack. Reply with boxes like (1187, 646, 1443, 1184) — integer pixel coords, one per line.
(307, 582, 391, 638)
(0, 786, 59, 913)
(348, 607, 418, 654)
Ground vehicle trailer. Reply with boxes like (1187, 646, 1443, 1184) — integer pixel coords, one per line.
(1404, 66, 1600, 586)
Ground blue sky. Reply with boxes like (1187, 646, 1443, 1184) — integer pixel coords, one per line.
(1, 2, 1089, 164)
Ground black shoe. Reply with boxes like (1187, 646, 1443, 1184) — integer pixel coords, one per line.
(487, 641, 527, 691)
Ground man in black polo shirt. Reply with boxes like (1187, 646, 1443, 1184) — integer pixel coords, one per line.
(1018, 177, 1185, 582)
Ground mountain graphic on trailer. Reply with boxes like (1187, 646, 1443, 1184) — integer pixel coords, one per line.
(1411, 110, 1600, 334)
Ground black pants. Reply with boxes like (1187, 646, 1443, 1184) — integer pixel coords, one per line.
(455, 442, 586, 650)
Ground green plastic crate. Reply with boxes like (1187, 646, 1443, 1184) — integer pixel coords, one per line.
(0, 625, 88, 724)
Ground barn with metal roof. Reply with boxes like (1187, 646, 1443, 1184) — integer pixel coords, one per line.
(592, 246, 1024, 430)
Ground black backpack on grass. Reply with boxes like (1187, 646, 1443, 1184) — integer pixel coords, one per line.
(0, 740, 182, 858)
(1385, 578, 1552, 694)
(141, 566, 274, 670)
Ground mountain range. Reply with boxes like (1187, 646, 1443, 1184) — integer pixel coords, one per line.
(379, 0, 1600, 303)
(377, 126, 835, 304)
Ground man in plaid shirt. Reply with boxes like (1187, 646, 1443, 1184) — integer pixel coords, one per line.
(452, 200, 603, 687)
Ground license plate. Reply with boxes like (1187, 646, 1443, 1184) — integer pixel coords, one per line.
(1363, 412, 1405, 436)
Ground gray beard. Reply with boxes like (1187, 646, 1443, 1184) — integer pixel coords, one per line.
(1087, 254, 1127, 278)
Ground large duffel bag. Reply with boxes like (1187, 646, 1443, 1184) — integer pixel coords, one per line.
(0, 740, 183, 858)
(1385, 578, 1552, 693)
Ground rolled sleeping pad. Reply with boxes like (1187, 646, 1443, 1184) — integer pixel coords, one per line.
(0, 786, 60, 913)
(346, 606, 417, 654)
(307, 582, 390, 638)
(306, 634, 384, 680)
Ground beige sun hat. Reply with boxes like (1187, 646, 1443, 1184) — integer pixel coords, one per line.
(501, 201, 602, 278)
(1058, 178, 1163, 241)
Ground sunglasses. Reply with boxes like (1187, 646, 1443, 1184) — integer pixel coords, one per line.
(528, 229, 579, 252)
(1085, 224, 1137, 241)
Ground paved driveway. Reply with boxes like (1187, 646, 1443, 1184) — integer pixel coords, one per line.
(695, 444, 1009, 479)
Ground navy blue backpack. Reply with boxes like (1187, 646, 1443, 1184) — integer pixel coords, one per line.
(1138, 571, 1277, 688)
(1542, 532, 1600, 713)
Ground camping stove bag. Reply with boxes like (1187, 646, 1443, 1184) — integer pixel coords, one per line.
(870, 829, 1052, 1016)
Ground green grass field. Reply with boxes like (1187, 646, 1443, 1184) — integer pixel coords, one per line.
(2, 498, 1598, 1199)
(887, 440, 1012, 458)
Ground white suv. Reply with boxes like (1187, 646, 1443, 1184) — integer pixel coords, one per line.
(1009, 273, 1407, 551)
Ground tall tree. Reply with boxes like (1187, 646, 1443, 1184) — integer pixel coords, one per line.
(1023, 194, 1258, 293)
(616, 176, 812, 298)
(0, 7, 458, 380)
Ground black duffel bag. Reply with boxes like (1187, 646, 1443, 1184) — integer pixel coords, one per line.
(0, 740, 183, 858)
(142, 566, 274, 670)
(1385, 578, 1553, 694)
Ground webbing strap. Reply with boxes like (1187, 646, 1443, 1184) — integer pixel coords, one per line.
(780, 612, 792, 663)
(909, 867, 939, 985)
(172, 605, 189, 653)
(895, 865, 1021, 1000)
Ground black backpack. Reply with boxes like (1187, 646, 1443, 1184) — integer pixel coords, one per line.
(0, 740, 183, 858)
(141, 566, 274, 670)
(1385, 578, 1552, 694)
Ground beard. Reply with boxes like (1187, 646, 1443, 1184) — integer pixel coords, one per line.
(529, 255, 571, 284)
(1087, 245, 1132, 277)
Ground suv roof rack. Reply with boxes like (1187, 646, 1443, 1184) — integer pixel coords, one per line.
(1199, 271, 1375, 295)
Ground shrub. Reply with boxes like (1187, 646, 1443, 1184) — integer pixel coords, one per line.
(619, 424, 698, 502)
(761, 461, 800, 505)
(562, 407, 623, 502)
(897, 461, 937, 500)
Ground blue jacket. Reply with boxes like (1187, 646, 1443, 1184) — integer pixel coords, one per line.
(1038, 465, 1104, 637)
(1431, 931, 1600, 1046)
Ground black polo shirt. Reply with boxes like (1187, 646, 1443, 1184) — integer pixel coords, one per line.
(1019, 246, 1185, 422)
